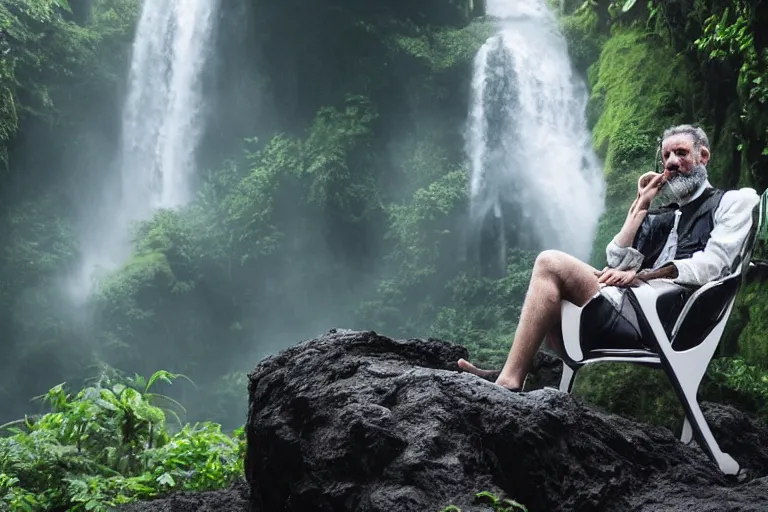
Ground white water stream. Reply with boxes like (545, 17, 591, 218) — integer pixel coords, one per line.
(466, 0, 605, 268)
(70, 0, 219, 298)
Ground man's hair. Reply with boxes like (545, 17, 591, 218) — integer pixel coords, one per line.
(662, 124, 710, 153)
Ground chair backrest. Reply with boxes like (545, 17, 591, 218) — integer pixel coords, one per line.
(730, 188, 765, 276)
(757, 186, 768, 241)
(670, 188, 766, 351)
(747, 186, 768, 268)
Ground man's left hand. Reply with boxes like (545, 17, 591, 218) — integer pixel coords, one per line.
(597, 269, 641, 287)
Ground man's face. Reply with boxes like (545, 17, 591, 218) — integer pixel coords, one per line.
(658, 133, 710, 204)
(661, 133, 705, 177)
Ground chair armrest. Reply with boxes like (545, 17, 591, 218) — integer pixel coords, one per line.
(669, 275, 737, 339)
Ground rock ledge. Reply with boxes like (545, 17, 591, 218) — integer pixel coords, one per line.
(123, 329, 768, 511)
(244, 330, 768, 512)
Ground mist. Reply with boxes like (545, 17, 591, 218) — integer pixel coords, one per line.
(5, 1, 768, 509)
(0, 0, 601, 430)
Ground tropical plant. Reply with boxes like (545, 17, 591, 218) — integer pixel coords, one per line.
(440, 491, 528, 512)
(0, 370, 244, 512)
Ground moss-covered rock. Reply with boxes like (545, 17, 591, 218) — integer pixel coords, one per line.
(585, 27, 690, 268)
(559, 4, 605, 74)
(589, 30, 686, 173)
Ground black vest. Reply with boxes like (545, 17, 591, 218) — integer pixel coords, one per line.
(633, 187, 725, 270)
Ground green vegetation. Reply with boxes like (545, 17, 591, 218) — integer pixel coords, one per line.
(441, 490, 528, 512)
(1, 0, 768, 509)
(0, 370, 244, 512)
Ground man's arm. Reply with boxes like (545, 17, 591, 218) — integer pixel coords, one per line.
(605, 192, 654, 271)
(636, 263, 678, 282)
(614, 197, 652, 247)
(656, 188, 759, 286)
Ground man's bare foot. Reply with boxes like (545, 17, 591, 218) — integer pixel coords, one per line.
(458, 358, 524, 391)
(495, 375, 523, 391)
(457, 358, 500, 382)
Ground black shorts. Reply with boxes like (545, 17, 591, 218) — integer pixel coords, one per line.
(579, 293, 646, 353)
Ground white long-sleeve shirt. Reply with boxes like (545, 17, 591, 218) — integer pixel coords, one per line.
(605, 180, 760, 287)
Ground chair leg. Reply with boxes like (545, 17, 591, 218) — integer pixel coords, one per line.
(630, 284, 740, 474)
(559, 363, 577, 393)
(664, 325, 739, 474)
(680, 417, 693, 444)
(664, 349, 739, 474)
(679, 393, 740, 475)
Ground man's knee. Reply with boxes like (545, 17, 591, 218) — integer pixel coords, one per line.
(533, 249, 596, 288)
(533, 249, 570, 276)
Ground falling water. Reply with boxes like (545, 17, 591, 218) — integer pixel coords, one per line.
(70, 0, 219, 298)
(120, 0, 219, 215)
(466, 0, 605, 271)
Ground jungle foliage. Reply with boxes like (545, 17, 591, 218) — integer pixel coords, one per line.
(0, 370, 244, 511)
(0, 0, 767, 508)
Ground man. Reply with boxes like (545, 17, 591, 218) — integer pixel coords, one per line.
(458, 124, 760, 391)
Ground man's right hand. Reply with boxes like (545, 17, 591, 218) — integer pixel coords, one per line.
(612, 171, 667, 248)
(635, 172, 666, 211)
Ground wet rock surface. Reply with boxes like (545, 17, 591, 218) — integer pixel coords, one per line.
(125, 330, 768, 511)
(120, 481, 249, 512)
(244, 330, 768, 511)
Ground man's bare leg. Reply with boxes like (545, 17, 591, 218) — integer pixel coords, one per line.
(458, 250, 600, 390)
(457, 327, 565, 383)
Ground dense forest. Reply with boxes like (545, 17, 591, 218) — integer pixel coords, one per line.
(1, 0, 767, 509)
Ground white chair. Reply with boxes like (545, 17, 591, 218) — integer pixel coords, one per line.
(557, 189, 767, 475)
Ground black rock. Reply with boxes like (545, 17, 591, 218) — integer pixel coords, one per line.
(244, 330, 768, 512)
(120, 480, 249, 512)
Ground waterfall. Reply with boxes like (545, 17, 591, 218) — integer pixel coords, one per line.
(120, 0, 219, 216)
(466, 0, 605, 272)
(70, 0, 219, 298)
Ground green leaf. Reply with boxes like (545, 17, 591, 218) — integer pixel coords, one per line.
(502, 498, 529, 511)
(622, 0, 638, 12)
(55, 0, 73, 13)
(474, 491, 500, 505)
(157, 472, 175, 487)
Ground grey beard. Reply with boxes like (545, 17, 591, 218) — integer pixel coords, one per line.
(657, 163, 708, 205)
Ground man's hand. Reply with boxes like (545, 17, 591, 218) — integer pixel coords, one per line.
(595, 264, 679, 288)
(612, 171, 666, 248)
(635, 171, 666, 211)
(597, 268, 640, 287)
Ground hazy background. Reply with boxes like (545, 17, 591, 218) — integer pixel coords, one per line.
(5, 0, 767, 437)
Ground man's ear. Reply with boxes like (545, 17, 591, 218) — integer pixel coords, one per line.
(699, 146, 711, 165)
